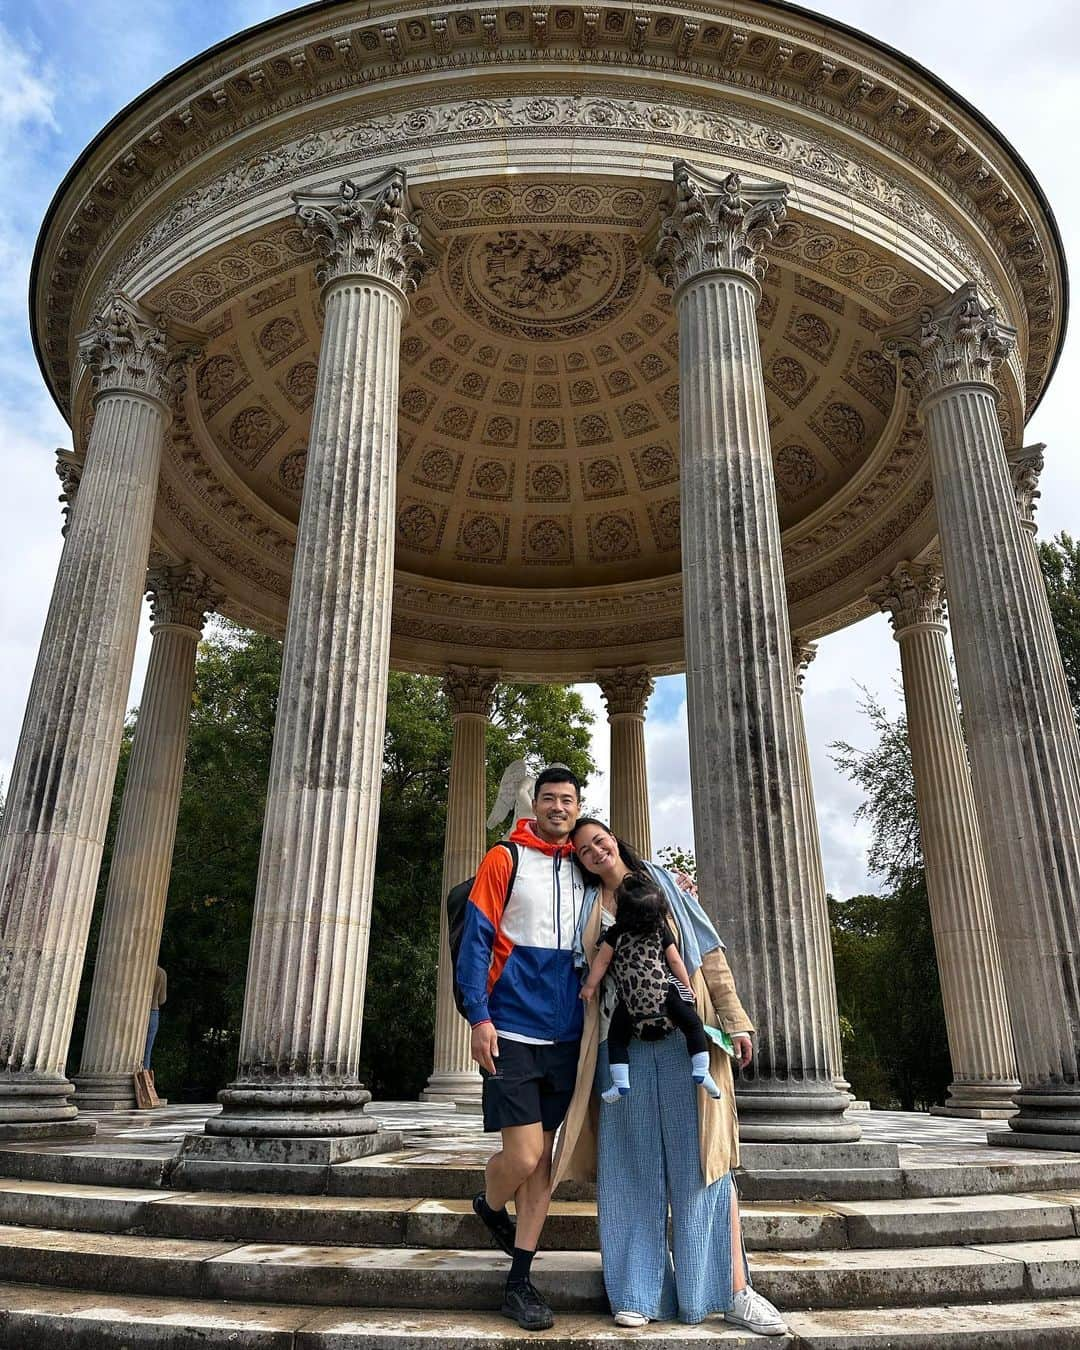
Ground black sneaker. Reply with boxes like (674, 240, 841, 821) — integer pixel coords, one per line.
(473, 1191, 516, 1257)
(502, 1278, 555, 1330)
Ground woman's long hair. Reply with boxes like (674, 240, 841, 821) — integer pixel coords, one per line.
(570, 817, 647, 886)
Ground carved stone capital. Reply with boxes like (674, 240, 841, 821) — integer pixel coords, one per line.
(790, 635, 818, 694)
(867, 561, 945, 634)
(55, 448, 85, 537)
(653, 159, 788, 293)
(77, 293, 200, 405)
(444, 665, 499, 718)
(597, 666, 654, 719)
(293, 169, 425, 295)
(1006, 443, 1045, 533)
(146, 562, 221, 634)
(880, 282, 1017, 405)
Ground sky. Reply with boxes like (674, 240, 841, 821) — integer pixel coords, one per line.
(0, 1, 1077, 898)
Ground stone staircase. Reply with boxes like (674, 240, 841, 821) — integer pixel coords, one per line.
(2, 1131, 1080, 1347)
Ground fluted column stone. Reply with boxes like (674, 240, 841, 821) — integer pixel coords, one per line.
(205, 171, 423, 1152)
(73, 563, 220, 1110)
(867, 562, 1019, 1117)
(790, 638, 848, 1094)
(597, 667, 654, 858)
(884, 285, 1080, 1146)
(0, 295, 194, 1137)
(654, 161, 857, 1142)
(422, 666, 498, 1107)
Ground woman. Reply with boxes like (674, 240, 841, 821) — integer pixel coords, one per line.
(552, 818, 787, 1335)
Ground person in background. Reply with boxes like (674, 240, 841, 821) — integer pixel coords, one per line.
(144, 965, 167, 1073)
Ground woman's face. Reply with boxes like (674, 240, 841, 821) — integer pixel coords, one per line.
(574, 824, 621, 875)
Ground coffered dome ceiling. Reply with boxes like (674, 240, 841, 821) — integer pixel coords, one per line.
(38, 0, 1062, 678)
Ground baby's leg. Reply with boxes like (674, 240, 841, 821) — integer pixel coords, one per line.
(665, 985, 721, 1098)
(603, 1003, 633, 1102)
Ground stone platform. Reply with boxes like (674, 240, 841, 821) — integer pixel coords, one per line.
(1, 1103, 1080, 1347)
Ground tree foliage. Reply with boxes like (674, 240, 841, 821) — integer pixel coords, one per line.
(1039, 531, 1080, 723)
(72, 627, 595, 1102)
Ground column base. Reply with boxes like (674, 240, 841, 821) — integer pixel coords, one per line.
(931, 1105, 1018, 1120)
(421, 1070, 482, 1109)
(735, 1081, 861, 1143)
(0, 1073, 85, 1129)
(72, 1072, 138, 1113)
(0, 1118, 96, 1142)
(207, 1080, 378, 1140)
(930, 1079, 1020, 1119)
(988, 1088, 1080, 1150)
(173, 1127, 403, 1193)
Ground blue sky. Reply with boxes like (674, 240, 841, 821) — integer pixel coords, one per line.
(1, 1, 1077, 896)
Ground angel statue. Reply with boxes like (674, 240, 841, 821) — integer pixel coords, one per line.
(487, 760, 573, 836)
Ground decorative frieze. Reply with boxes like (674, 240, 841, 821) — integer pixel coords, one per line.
(293, 170, 425, 294)
(654, 161, 788, 291)
(881, 283, 1017, 403)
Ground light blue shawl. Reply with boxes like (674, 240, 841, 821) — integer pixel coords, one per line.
(572, 859, 724, 977)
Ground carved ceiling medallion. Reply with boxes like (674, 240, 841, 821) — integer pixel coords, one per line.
(449, 230, 641, 341)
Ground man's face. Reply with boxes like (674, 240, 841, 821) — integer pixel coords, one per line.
(533, 780, 580, 843)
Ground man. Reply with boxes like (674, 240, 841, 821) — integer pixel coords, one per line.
(456, 766, 585, 1330)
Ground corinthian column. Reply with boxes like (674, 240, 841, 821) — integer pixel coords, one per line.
(422, 666, 498, 1107)
(205, 172, 423, 1154)
(790, 638, 847, 1093)
(597, 667, 654, 857)
(73, 563, 220, 1110)
(883, 285, 1080, 1146)
(867, 562, 1019, 1117)
(653, 161, 857, 1141)
(0, 295, 195, 1137)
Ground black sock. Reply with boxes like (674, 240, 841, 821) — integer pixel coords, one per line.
(508, 1246, 535, 1284)
(478, 1193, 508, 1222)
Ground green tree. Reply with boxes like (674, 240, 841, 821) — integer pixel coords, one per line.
(1039, 530, 1080, 722)
(72, 631, 596, 1102)
(829, 693, 951, 1109)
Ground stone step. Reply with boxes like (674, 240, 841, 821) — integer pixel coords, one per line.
(0, 1283, 780, 1347)
(3, 1283, 1080, 1349)
(0, 1223, 1078, 1312)
(0, 1178, 1074, 1254)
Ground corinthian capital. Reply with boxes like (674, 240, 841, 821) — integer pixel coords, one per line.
(790, 635, 817, 694)
(293, 169, 425, 295)
(146, 562, 222, 635)
(653, 160, 788, 293)
(444, 665, 499, 718)
(867, 561, 945, 634)
(1006, 443, 1045, 533)
(880, 283, 1017, 404)
(597, 666, 654, 719)
(55, 448, 85, 537)
(77, 293, 200, 404)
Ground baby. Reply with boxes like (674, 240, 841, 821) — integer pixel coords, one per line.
(581, 871, 721, 1102)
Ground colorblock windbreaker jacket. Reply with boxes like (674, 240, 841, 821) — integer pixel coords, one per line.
(456, 819, 586, 1044)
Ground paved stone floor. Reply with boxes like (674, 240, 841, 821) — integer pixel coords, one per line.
(0, 1101, 1074, 1169)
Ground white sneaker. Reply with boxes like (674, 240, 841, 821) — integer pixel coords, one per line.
(613, 1310, 650, 1327)
(723, 1287, 788, 1336)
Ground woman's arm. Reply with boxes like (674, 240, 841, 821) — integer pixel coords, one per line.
(580, 940, 614, 1002)
(698, 947, 755, 1035)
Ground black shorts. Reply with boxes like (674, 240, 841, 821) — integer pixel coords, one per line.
(481, 1035, 580, 1133)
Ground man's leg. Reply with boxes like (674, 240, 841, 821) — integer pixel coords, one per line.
(511, 1126, 556, 1250)
(485, 1121, 546, 1212)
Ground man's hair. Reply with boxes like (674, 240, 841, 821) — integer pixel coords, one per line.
(533, 765, 581, 800)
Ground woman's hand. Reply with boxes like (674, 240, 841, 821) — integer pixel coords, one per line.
(673, 871, 698, 896)
(732, 1033, 753, 1070)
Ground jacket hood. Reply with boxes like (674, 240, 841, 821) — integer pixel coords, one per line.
(509, 818, 574, 856)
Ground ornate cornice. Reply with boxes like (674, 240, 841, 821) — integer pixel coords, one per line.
(55, 448, 84, 536)
(293, 169, 424, 294)
(867, 559, 944, 633)
(1006, 442, 1045, 534)
(881, 283, 1017, 406)
(76, 293, 201, 405)
(596, 665, 654, 717)
(653, 160, 787, 293)
(790, 635, 817, 692)
(146, 560, 223, 633)
(443, 663, 499, 716)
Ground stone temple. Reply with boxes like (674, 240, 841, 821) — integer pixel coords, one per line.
(1, 0, 1077, 1194)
